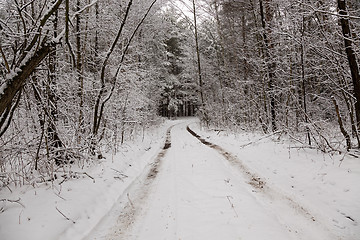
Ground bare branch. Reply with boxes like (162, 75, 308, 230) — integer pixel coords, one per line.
(0, 43, 10, 73)
(96, 0, 159, 134)
(18, 0, 63, 65)
(65, 0, 76, 67)
(93, 0, 133, 135)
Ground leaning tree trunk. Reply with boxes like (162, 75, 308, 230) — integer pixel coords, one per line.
(338, 0, 360, 134)
(0, 43, 53, 127)
(0, 0, 63, 135)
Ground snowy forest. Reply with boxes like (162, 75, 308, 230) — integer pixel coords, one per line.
(1, 0, 359, 183)
(0, 0, 360, 239)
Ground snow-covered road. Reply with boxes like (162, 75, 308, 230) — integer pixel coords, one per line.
(85, 120, 338, 240)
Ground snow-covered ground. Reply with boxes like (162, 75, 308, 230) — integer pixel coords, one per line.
(0, 118, 359, 240)
(189, 121, 360, 240)
(0, 119, 176, 240)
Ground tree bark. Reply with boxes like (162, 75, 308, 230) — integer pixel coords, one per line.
(47, 2, 65, 165)
(76, 0, 85, 137)
(338, 0, 360, 132)
(0, 43, 53, 119)
(332, 96, 351, 150)
(300, 12, 311, 145)
(259, 0, 277, 132)
(0, 0, 63, 131)
(92, 0, 133, 136)
(93, 0, 158, 137)
(192, 0, 204, 106)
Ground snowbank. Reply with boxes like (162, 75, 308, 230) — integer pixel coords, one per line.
(0, 119, 177, 240)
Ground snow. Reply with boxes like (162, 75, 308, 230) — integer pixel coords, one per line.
(0, 120, 174, 240)
(1, 118, 359, 240)
(189, 121, 360, 239)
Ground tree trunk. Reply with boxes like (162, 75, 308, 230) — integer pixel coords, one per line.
(92, 0, 133, 136)
(76, 0, 84, 138)
(338, 0, 360, 132)
(0, 0, 62, 133)
(192, 0, 204, 106)
(259, 0, 277, 132)
(47, 4, 64, 165)
(300, 13, 311, 145)
(213, 0, 226, 123)
(332, 97, 351, 150)
(0, 44, 53, 120)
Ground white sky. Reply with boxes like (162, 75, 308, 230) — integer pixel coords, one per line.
(168, 0, 210, 24)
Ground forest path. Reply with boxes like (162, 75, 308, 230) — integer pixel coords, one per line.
(84, 119, 336, 240)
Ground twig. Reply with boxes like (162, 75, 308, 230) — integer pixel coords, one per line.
(288, 134, 304, 145)
(55, 207, 75, 224)
(58, 171, 95, 183)
(0, 43, 10, 73)
(19, 209, 23, 224)
(114, 176, 124, 182)
(127, 193, 134, 209)
(211, 129, 225, 135)
(0, 181, 13, 193)
(239, 130, 283, 148)
(54, 192, 66, 201)
(111, 168, 128, 178)
(82, 172, 95, 183)
(0, 198, 25, 208)
(339, 151, 359, 167)
(226, 196, 238, 217)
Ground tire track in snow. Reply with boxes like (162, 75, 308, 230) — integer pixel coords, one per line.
(114, 125, 174, 238)
(186, 125, 266, 190)
(84, 125, 175, 240)
(186, 125, 341, 240)
(146, 125, 172, 180)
